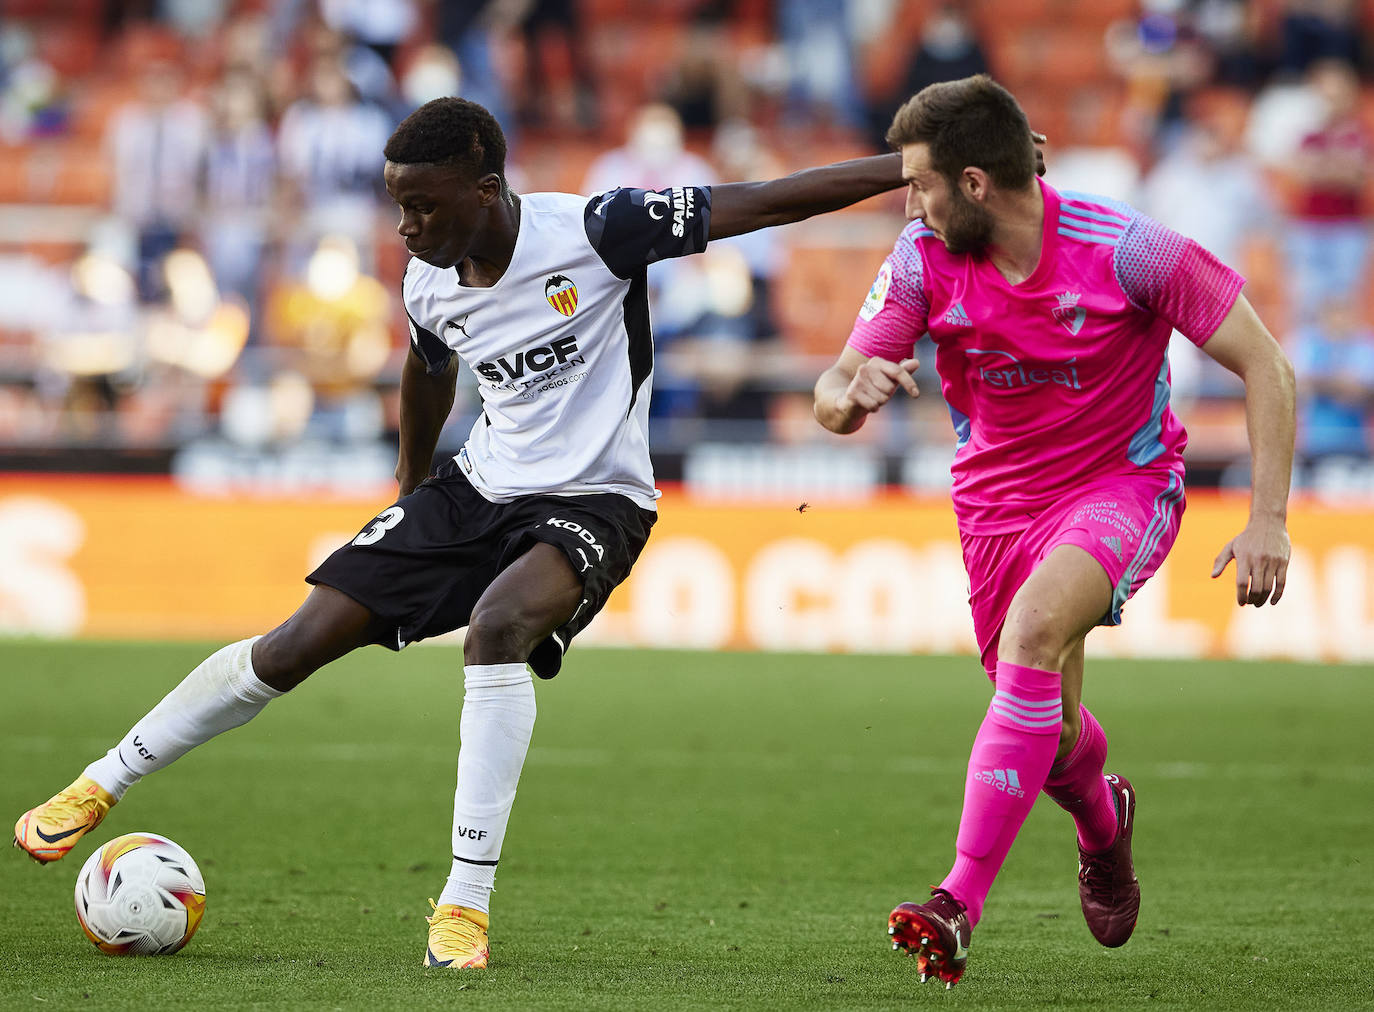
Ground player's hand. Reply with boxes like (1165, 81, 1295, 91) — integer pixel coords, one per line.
(1032, 131, 1047, 177)
(839, 356, 920, 416)
(1211, 515, 1291, 606)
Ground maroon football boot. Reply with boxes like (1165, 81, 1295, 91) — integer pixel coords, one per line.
(888, 888, 972, 989)
(1077, 773, 1140, 947)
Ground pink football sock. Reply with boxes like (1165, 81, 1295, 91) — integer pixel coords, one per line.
(1041, 705, 1118, 852)
(939, 661, 1062, 926)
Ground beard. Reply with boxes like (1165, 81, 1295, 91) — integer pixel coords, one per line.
(940, 187, 995, 255)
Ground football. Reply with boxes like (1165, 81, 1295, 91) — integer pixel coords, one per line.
(74, 833, 207, 956)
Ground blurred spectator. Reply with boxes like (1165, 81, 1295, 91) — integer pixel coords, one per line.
(300, 20, 400, 113)
(200, 71, 276, 327)
(1277, 0, 1365, 76)
(1142, 90, 1273, 270)
(1106, 6, 1215, 157)
(1143, 90, 1275, 403)
(1193, 0, 1266, 88)
(660, 21, 746, 131)
(434, 0, 516, 134)
(777, 0, 863, 128)
(0, 25, 67, 142)
(1284, 59, 1372, 324)
(583, 103, 718, 194)
(865, 3, 990, 149)
(106, 61, 209, 302)
(1291, 297, 1374, 461)
(319, 0, 418, 68)
(277, 56, 393, 259)
(516, 0, 599, 129)
(261, 235, 391, 442)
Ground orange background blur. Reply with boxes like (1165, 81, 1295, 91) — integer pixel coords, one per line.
(0, 476, 1370, 663)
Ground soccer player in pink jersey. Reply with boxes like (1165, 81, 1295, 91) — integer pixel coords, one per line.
(814, 76, 1296, 989)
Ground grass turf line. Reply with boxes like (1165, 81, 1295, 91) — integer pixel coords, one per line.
(1, 641, 1371, 1010)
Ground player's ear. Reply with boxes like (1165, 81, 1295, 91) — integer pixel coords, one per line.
(961, 166, 990, 203)
(476, 172, 505, 207)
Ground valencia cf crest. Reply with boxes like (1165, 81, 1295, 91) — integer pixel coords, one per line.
(545, 274, 578, 316)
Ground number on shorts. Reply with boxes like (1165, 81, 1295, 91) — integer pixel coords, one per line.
(353, 506, 405, 546)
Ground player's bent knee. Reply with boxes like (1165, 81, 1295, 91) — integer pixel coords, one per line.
(464, 606, 544, 665)
(1000, 604, 1071, 670)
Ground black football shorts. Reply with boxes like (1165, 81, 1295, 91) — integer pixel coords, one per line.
(306, 457, 656, 678)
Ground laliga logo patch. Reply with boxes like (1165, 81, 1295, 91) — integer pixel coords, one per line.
(859, 262, 891, 321)
(1053, 291, 1086, 335)
(545, 274, 578, 317)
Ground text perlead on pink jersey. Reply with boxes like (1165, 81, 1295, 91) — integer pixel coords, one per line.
(847, 179, 1245, 534)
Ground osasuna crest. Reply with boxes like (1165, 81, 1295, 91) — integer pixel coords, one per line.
(545, 274, 578, 316)
(1054, 291, 1086, 335)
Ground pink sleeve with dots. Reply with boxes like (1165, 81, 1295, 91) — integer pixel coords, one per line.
(846, 228, 930, 361)
(1114, 213, 1245, 346)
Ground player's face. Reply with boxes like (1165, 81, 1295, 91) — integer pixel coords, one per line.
(900, 144, 994, 255)
(384, 160, 500, 269)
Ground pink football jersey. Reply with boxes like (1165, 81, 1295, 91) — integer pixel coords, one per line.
(847, 179, 1244, 533)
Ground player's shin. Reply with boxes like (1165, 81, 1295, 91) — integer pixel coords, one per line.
(82, 637, 282, 799)
(939, 662, 1062, 926)
(1041, 704, 1118, 851)
(438, 663, 536, 913)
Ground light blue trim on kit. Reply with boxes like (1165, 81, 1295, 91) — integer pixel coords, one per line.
(1059, 212, 1126, 237)
(1058, 203, 1130, 226)
(1059, 190, 1136, 220)
(1109, 471, 1184, 624)
(1126, 355, 1173, 466)
(1058, 225, 1120, 246)
(948, 405, 971, 448)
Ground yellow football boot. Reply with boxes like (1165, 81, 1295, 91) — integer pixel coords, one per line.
(14, 775, 116, 863)
(423, 899, 490, 969)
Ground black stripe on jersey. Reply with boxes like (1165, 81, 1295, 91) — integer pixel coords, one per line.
(623, 268, 653, 417)
(406, 310, 455, 376)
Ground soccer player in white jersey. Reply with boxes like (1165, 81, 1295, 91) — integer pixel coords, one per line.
(813, 76, 1295, 988)
(14, 97, 919, 969)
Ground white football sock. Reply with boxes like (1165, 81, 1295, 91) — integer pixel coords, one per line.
(437, 662, 535, 914)
(83, 637, 282, 800)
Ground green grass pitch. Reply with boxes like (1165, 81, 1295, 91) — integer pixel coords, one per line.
(1, 641, 1371, 1010)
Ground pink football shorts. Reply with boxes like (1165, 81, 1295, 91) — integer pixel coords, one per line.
(960, 471, 1186, 680)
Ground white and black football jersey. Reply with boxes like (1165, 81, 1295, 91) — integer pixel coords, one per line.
(403, 185, 712, 511)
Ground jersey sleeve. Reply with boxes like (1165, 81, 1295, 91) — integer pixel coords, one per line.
(1114, 212, 1245, 346)
(402, 268, 455, 375)
(846, 229, 930, 361)
(583, 185, 712, 280)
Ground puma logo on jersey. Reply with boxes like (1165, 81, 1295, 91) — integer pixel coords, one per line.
(474, 335, 581, 383)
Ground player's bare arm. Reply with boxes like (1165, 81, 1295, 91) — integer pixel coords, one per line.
(395, 350, 459, 495)
(706, 130, 1047, 241)
(1200, 294, 1296, 606)
(707, 153, 904, 240)
(813, 344, 920, 434)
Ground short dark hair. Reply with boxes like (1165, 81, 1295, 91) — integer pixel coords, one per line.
(384, 97, 507, 181)
(886, 75, 1034, 190)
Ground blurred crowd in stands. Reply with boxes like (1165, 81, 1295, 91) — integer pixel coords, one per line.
(0, 0, 1372, 496)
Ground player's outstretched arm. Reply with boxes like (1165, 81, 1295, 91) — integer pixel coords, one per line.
(396, 349, 459, 495)
(813, 345, 920, 434)
(707, 153, 904, 240)
(1200, 294, 1296, 606)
